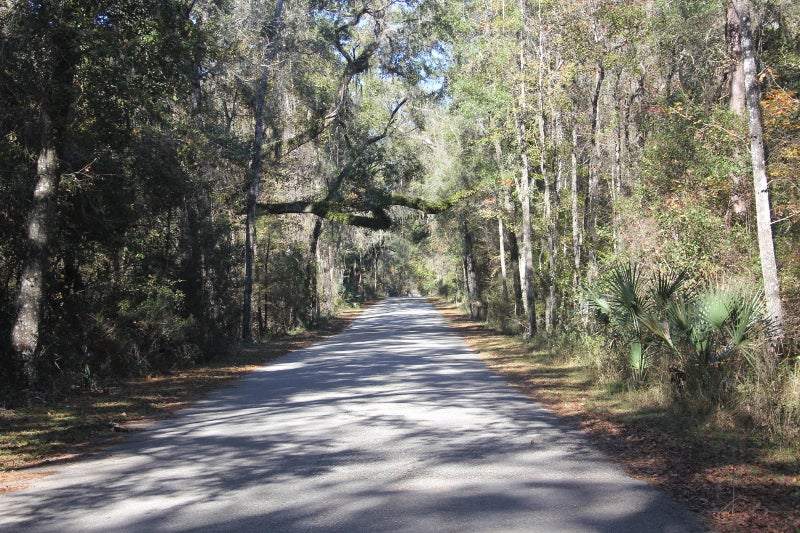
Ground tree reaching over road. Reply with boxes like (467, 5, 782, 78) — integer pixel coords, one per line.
(1, 0, 798, 443)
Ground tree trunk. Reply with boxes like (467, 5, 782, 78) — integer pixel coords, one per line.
(609, 76, 625, 253)
(740, 6, 785, 337)
(11, 114, 60, 387)
(516, 127, 536, 336)
(506, 228, 524, 316)
(516, 165, 537, 333)
(243, 0, 285, 341)
(180, 196, 207, 346)
(498, 217, 509, 300)
(543, 110, 563, 333)
(461, 221, 480, 319)
(11, 4, 77, 387)
(182, 49, 212, 348)
(308, 218, 323, 325)
(585, 59, 605, 281)
(534, 0, 557, 333)
(514, 0, 536, 337)
(727, 0, 747, 116)
(373, 243, 380, 296)
(571, 126, 582, 288)
(491, 123, 518, 309)
(572, 124, 590, 328)
(727, 0, 750, 220)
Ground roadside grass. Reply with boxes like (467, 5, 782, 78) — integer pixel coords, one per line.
(430, 299, 800, 533)
(0, 306, 368, 493)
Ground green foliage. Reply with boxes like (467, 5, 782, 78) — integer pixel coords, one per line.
(0, 0, 243, 394)
(648, 0, 723, 103)
(640, 99, 747, 207)
(589, 263, 679, 382)
(1, 0, 796, 451)
(760, 1, 800, 93)
(485, 285, 521, 335)
(259, 244, 313, 336)
(590, 263, 776, 411)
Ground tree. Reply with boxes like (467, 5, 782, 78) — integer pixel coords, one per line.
(513, 0, 537, 337)
(3, 0, 212, 389)
(740, 2, 785, 337)
(240, 0, 400, 339)
(9, 2, 78, 386)
(243, 0, 285, 342)
(727, 0, 750, 219)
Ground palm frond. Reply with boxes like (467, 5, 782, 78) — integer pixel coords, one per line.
(666, 293, 694, 335)
(652, 268, 688, 307)
(697, 286, 733, 330)
(608, 263, 647, 319)
(727, 289, 767, 348)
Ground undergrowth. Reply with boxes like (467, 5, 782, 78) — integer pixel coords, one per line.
(432, 298, 800, 533)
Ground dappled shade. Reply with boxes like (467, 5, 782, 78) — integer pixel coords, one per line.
(0, 298, 701, 532)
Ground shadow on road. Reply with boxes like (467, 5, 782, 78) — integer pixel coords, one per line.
(0, 297, 704, 532)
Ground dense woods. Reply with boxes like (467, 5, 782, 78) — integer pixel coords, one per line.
(1, 0, 798, 437)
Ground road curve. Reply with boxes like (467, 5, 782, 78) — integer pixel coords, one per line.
(0, 297, 704, 532)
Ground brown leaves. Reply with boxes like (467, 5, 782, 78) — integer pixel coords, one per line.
(431, 299, 800, 533)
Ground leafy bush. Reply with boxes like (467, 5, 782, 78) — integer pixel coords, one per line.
(587, 264, 799, 438)
(486, 286, 521, 334)
(735, 350, 800, 439)
(588, 264, 684, 383)
(589, 263, 775, 407)
(88, 278, 201, 377)
(260, 246, 313, 336)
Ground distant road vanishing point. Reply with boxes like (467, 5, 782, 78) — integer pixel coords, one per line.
(0, 297, 705, 532)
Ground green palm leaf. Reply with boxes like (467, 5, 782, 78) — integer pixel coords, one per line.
(697, 287, 733, 330)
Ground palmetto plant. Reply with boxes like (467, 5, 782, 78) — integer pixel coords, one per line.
(590, 263, 772, 392)
(589, 264, 684, 382)
(672, 286, 772, 370)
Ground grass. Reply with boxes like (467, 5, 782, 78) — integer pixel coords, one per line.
(430, 298, 800, 533)
(0, 305, 369, 493)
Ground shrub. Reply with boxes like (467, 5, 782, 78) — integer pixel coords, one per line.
(589, 263, 775, 404)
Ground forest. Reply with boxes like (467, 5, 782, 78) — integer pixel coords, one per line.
(1, 0, 798, 439)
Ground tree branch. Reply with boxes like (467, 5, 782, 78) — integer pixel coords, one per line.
(281, 9, 388, 156)
(256, 188, 475, 230)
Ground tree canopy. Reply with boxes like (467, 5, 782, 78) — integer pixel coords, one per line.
(2, 0, 799, 441)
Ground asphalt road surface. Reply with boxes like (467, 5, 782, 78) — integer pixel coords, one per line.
(0, 297, 705, 532)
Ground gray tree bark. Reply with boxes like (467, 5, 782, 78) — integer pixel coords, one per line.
(491, 126, 522, 312)
(498, 217, 509, 300)
(571, 126, 582, 288)
(727, 0, 747, 116)
(308, 218, 324, 325)
(11, 3, 77, 387)
(11, 115, 60, 387)
(740, 5, 785, 337)
(514, 0, 537, 337)
(727, 0, 750, 219)
(461, 221, 480, 319)
(586, 59, 604, 281)
(536, 4, 557, 333)
(243, 0, 285, 341)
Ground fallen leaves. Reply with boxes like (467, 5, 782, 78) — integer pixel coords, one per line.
(431, 299, 800, 533)
(0, 304, 371, 484)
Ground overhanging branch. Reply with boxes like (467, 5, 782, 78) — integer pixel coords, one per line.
(256, 188, 475, 230)
(257, 200, 391, 230)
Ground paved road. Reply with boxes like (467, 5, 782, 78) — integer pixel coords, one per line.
(0, 297, 704, 532)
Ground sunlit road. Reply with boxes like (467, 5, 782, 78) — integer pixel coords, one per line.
(0, 297, 704, 532)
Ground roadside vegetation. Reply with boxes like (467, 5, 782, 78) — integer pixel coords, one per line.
(0, 306, 367, 493)
(433, 299, 799, 533)
(1, 0, 798, 525)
